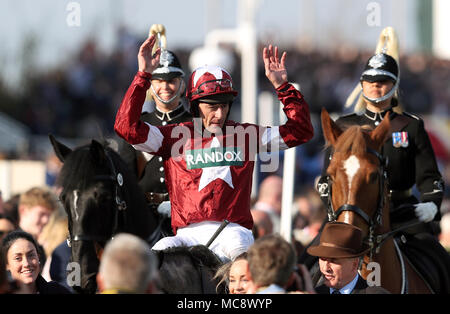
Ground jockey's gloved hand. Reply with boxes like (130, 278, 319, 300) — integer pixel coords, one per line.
(414, 202, 437, 223)
(157, 201, 171, 218)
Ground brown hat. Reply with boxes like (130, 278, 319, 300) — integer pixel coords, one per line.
(307, 222, 370, 258)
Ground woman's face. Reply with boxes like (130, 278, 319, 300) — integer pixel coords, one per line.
(6, 238, 40, 285)
(151, 77, 182, 107)
(228, 259, 251, 294)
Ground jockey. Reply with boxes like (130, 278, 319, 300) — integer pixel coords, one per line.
(114, 34, 314, 262)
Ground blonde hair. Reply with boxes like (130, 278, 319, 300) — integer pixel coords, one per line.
(213, 252, 248, 293)
(19, 187, 58, 212)
(38, 206, 68, 257)
(345, 27, 403, 114)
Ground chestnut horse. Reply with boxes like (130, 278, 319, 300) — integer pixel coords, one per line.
(320, 109, 433, 294)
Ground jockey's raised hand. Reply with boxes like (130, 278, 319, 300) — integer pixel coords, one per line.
(138, 35, 161, 74)
(263, 45, 288, 89)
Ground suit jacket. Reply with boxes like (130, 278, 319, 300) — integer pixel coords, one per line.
(315, 275, 390, 294)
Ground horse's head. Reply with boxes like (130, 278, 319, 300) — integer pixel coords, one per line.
(49, 135, 156, 293)
(320, 109, 391, 237)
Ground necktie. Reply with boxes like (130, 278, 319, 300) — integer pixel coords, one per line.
(332, 290, 341, 294)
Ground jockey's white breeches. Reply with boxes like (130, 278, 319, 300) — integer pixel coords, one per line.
(151, 221, 254, 262)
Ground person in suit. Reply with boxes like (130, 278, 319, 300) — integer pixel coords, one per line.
(307, 222, 390, 294)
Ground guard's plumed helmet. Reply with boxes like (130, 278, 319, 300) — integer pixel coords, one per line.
(345, 26, 403, 112)
(360, 53, 399, 84)
(360, 52, 399, 104)
(152, 50, 185, 81)
(150, 50, 185, 105)
(186, 65, 238, 116)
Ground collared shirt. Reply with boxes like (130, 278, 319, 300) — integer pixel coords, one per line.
(364, 107, 393, 126)
(330, 274, 359, 294)
(154, 103, 187, 123)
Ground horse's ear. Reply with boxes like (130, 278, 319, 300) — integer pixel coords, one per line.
(321, 108, 343, 147)
(49, 134, 72, 162)
(90, 140, 107, 164)
(370, 112, 391, 150)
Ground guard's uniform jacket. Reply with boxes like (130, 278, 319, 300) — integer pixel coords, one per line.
(118, 104, 192, 197)
(319, 107, 445, 225)
(115, 71, 314, 234)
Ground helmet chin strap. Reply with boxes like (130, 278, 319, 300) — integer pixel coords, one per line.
(362, 80, 399, 104)
(151, 80, 185, 105)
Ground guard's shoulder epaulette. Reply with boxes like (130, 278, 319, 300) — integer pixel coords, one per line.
(402, 112, 422, 121)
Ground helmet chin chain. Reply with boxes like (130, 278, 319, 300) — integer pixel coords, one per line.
(151, 80, 185, 105)
(362, 80, 399, 104)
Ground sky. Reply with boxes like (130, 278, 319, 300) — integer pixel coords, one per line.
(0, 0, 442, 88)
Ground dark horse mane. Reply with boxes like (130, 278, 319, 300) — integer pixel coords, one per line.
(155, 245, 225, 294)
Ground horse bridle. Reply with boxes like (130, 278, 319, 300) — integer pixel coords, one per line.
(326, 147, 388, 258)
(67, 148, 128, 247)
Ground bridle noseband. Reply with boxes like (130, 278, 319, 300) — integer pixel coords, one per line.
(67, 148, 128, 247)
(327, 147, 388, 258)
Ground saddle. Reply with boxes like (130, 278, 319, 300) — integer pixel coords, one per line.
(397, 232, 450, 294)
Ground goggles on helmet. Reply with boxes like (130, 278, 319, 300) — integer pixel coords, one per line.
(192, 79, 233, 97)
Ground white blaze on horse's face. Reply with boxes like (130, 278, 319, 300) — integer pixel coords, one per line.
(342, 155, 360, 222)
(73, 190, 80, 221)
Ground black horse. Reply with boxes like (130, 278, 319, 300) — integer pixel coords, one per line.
(50, 135, 160, 294)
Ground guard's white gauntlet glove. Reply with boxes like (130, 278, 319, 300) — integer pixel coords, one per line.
(157, 201, 171, 218)
(414, 202, 437, 223)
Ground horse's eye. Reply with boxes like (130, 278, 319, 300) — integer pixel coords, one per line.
(369, 172, 378, 184)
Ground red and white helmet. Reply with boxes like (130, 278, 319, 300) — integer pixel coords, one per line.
(186, 65, 238, 104)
